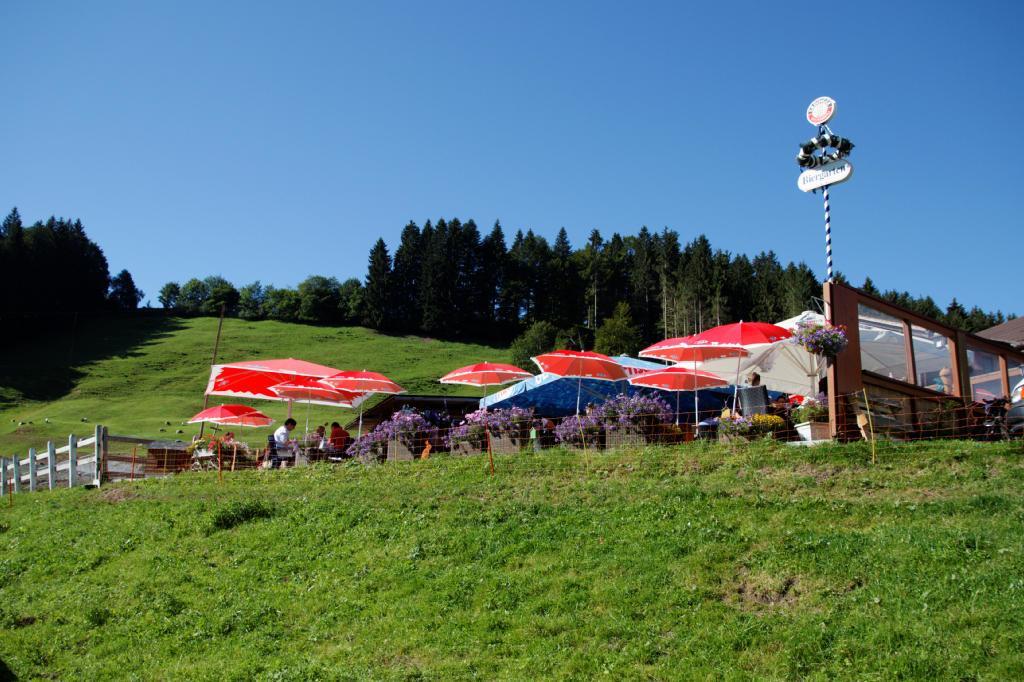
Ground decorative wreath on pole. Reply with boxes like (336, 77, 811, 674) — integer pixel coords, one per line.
(795, 132, 855, 168)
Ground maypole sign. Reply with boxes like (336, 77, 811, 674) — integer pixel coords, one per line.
(795, 96, 855, 284)
(797, 159, 853, 192)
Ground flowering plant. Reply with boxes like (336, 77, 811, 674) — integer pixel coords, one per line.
(794, 321, 848, 357)
(716, 414, 753, 436)
(750, 413, 786, 434)
(554, 414, 603, 447)
(791, 398, 829, 423)
(446, 407, 534, 449)
(592, 393, 673, 431)
(346, 409, 438, 459)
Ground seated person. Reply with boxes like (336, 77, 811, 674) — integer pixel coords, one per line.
(329, 422, 350, 451)
(222, 431, 236, 446)
(271, 418, 298, 468)
(312, 425, 327, 449)
(747, 371, 761, 387)
(932, 367, 954, 395)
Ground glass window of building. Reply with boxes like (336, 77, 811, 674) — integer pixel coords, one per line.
(966, 347, 1004, 400)
(1008, 361, 1023, 402)
(910, 325, 954, 393)
(858, 304, 909, 382)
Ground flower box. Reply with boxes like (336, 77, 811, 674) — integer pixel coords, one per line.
(794, 420, 831, 442)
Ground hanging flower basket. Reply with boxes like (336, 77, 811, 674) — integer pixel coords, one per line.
(794, 321, 848, 358)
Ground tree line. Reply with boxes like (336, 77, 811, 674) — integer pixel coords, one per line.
(0, 208, 144, 318)
(157, 217, 1012, 354)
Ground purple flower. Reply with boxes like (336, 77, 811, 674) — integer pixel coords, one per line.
(794, 322, 848, 357)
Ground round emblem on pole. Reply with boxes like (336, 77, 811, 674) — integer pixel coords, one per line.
(806, 96, 836, 126)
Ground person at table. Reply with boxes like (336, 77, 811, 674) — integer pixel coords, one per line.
(271, 418, 298, 467)
(747, 371, 761, 387)
(329, 421, 350, 451)
(312, 425, 328, 449)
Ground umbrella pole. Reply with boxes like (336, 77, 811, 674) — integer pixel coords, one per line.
(576, 376, 582, 415)
(694, 357, 700, 428)
(357, 404, 363, 440)
(484, 386, 494, 476)
(732, 353, 742, 413)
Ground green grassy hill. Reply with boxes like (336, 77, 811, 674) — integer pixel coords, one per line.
(0, 316, 510, 453)
(2, 440, 1023, 679)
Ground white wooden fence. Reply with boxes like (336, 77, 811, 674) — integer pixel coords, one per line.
(1, 425, 156, 495)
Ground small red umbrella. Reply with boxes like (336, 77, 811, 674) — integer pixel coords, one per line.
(533, 350, 627, 415)
(187, 404, 274, 427)
(269, 377, 366, 435)
(440, 362, 533, 387)
(322, 370, 405, 439)
(629, 366, 728, 425)
(440, 362, 532, 475)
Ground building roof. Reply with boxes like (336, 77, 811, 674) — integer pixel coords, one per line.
(343, 394, 481, 431)
(978, 317, 1024, 348)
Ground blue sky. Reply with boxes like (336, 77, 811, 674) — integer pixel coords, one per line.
(3, 1, 1022, 314)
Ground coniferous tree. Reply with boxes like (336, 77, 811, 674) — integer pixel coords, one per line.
(363, 238, 392, 330)
(390, 221, 424, 332)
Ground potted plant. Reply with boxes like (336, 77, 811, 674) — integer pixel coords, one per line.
(593, 394, 673, 449)
(554, 414, 603, 449)
(717, 414, 754, 443)
(791, 400, 830, 442)
(794, 321, 849, 359)
(750, 414, 786, 438)
(346, 409, 437, 462)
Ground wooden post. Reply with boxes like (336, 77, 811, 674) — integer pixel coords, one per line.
(28, 448, 38, 492)
(12, 451, 22, 493)
(231, 444, 237, 472)
(47, 441, 57, 490)
(93, 424, 103, 487)
(130, 447, 137, 481)
(68, 435, 78, 488)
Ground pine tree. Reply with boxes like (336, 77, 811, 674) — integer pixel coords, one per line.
(363, 238, 392, 330)
(390, 221, 423, 332)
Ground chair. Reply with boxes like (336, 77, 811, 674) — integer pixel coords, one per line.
(266, 435, 293, 469)
(737, 386, 770, 416)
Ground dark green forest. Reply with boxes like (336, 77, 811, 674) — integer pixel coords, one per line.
(0, 208, 143, 319)
(154, 217, 1011, 351)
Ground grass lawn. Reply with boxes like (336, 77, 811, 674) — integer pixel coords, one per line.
(0, 315, 509, 454)
(2, 438, 1024, 679)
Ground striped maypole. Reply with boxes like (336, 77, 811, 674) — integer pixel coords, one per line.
(823, 184, 833, 282)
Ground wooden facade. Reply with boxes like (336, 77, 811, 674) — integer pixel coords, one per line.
(824, 281, 1024, 439)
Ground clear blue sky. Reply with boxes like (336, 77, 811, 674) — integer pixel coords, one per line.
(3, 1, 1022, 314)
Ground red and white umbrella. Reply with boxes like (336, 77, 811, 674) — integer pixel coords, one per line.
(532, 350, 627, 381)
(440, 362, 532, 475)
(187, 404, 274, 427)
(322, 370, 405, 395)
(687, 321, 793, 347)
(533, 350, 627, 414)
(269, 379, 364, 406)
(440, 362, 532, 387)
(688, 322, 793, 411)
(205, 358, 344, 407)
(629, 366, 727, 425)
(322, 370, 405, 439)
(640, 337, 749, 363)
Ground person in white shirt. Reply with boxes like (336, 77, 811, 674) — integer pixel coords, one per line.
(271, 418, 297, 468)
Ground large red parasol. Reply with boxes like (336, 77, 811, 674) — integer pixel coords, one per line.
(687, 321, 793, 347)
(532, 350, 627, 381)
(639, 338, 749, 363)
(205, 358, 345, 407)
(628, 366, 728, 425)
(187, 404, 274, 427)
(440, 362, 532, 387)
